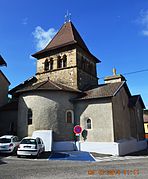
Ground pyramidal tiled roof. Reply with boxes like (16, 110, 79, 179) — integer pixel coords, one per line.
(45, 21, 89, 52)
(32, 22, 88, 56)
(32, 22, 100, 62)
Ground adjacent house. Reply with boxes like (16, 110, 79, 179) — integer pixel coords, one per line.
(4, 21, 147, 155)
(0, 55, 15, 136)
(0, 55, 9, 107)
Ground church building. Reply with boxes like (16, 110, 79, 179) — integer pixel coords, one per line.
(3, 21, 146, 155)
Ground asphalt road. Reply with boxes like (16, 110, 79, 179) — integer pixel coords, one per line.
(0, 155, 148, 179)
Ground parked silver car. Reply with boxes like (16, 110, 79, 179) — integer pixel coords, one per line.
(0, 135, 20, 154)
(17, 137, 45, 158)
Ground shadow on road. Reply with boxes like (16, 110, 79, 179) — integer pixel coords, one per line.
(127, 149, 148, 156)
(0, 155, 7, 165)
(38, 152, 51, 159)
(0, 159, 7, 165)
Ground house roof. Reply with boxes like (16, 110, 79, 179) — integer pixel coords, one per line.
(0, 55, 7, 66)
(73, 81, 125, 101)
(12, 78, 81, 94)
(32, 22, 100, 63)
(129, 95, 145, 109)
(9, 76, 37, 95)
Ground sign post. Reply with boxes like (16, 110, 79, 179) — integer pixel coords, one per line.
(73, 125, 82, 151)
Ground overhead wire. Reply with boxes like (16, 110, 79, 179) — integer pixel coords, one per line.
(99, 68, 148, 79)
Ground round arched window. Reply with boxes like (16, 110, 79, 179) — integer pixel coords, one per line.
(57, 56, 62, 68)
(63, 54, 67, 68)
(86, 118, 91, 129)
(44, 59, 49, 71)
(49, 58, 53, 70)
(66, 110, 74, 123)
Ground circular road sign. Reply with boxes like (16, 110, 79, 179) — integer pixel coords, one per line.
(74, 125, 82, 134)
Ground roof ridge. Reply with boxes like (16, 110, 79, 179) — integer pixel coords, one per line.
(112, 81, 125, 96)
(35, 80, 49, 89)
(69, 22, 75, 43)
(47, 79, 62, 90)
(70, 22, 89, 51)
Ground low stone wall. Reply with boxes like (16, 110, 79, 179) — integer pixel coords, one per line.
(52, 139, 147, 155)
(118, 139, 147, 155)
(80, 139, 147, 156)
(79, 142, 119, 155)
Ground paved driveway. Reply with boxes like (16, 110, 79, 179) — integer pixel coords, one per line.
(0, 154, 148, 179)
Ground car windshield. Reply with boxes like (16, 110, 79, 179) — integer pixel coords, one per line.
(0, 138, 11, 143)
(21, 139, 37, 145)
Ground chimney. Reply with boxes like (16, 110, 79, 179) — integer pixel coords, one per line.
(104, 68, 126, 84)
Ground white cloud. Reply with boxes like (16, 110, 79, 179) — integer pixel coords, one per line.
(32, 26, 57, 50)
(138, 10, 148, 36)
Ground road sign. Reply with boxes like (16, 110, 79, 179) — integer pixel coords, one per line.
(73, 125, 82, 134)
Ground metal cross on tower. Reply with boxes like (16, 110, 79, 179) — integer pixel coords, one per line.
(64, 10, 71, 23)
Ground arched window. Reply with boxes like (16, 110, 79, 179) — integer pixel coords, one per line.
(28, 108, 33, 125)
(63, 54, 67, 68)
(86, 118, 91, 129)
(57, 56, 62, 68)
(44, 59, 49, 71)
(66, 110, 74, 123)
(49, 58, 53, 70)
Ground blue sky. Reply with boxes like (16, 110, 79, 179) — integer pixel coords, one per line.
(0, 0, 148, 108)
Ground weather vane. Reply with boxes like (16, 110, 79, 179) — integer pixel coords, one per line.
(64, 10, 71, 23)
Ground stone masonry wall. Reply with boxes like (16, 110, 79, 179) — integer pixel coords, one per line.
(75, 98, 114, 142)
(18, 91, 77, 141)
(36, 49, 78, 88)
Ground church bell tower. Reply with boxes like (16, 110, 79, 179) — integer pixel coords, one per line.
(32, 21, 100, 91)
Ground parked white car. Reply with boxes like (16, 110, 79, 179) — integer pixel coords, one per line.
(17, 137, 45, 158)
(0, 135, 20, 154)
